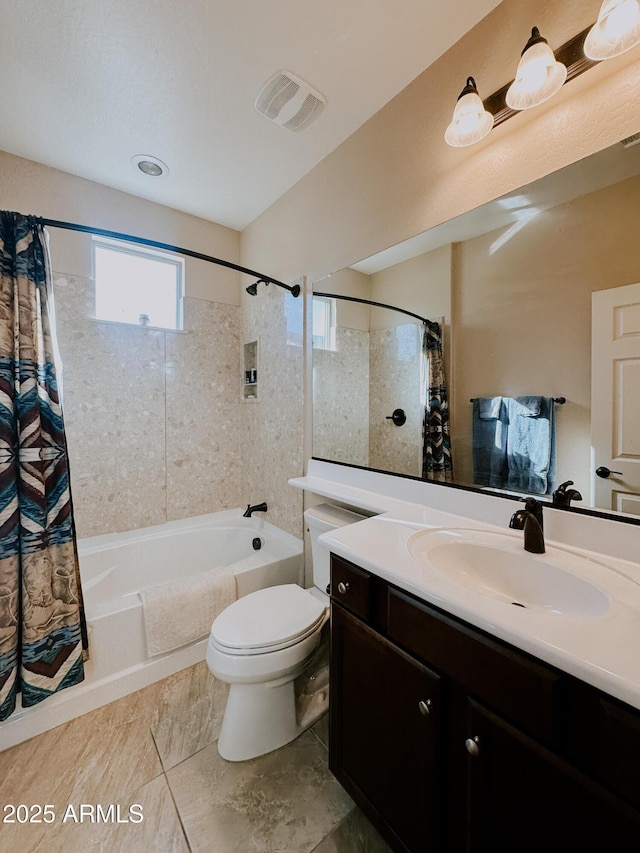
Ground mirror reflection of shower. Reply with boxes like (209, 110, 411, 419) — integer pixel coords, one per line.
(311, 290, 434, 478)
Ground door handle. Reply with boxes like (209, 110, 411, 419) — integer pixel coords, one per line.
(595, 466, 623, 479)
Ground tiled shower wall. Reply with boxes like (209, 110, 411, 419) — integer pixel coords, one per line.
(369, 324, 423, 477)
(312, 326, 369, 468)
(54, 272, 241, 539)
(240, 286, 304, 539)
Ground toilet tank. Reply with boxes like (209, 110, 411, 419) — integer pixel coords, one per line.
(304, 503, 367, 594)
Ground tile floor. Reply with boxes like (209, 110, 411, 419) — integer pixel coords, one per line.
(0, 662, 392, 852)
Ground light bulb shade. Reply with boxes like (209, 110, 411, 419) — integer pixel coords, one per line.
(506, 29, 567, 110)
(445, 78, 494, 148)
(584, 0, 640, 60)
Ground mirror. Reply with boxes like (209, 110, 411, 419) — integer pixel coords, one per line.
(312, 138, 640, 519)
(312, 293, 428, 477)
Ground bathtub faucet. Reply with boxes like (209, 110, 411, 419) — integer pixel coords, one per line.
(243, 502, 268, 517)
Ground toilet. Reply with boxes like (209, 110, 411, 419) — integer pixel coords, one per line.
(206, 502, 366, 761)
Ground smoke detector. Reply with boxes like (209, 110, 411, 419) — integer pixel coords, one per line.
(255, 71, 326, 132)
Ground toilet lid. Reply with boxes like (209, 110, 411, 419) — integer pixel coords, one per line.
(210, 584, 326, 653)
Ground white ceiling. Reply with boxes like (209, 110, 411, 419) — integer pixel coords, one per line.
(0, 0, 502, 231)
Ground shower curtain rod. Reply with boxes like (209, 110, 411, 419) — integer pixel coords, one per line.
(39, 217, 301, 296)
(313, 291, 430, 325)
(469, 397, 566, 404)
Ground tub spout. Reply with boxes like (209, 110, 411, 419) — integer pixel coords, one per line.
(243, 502, 268, 517)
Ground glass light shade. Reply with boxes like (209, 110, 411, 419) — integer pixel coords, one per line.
(445, 81, 494, 148)
(506, 38, 567, 110)
(584, 0, 640, 60)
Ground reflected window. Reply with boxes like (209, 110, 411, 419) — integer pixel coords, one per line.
(312, 296, 336, 350)
(396, 323, 419, 363)
(285, 290, 304, 347)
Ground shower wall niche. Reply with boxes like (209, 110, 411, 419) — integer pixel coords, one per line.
(243, 339, 259, 400)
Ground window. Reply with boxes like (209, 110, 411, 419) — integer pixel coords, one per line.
(312, 296, 336, 350)
(92, 237, 184, 330)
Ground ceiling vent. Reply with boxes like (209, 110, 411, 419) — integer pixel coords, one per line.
(255, 71, 326, 133)
(621, 132, 640, 150)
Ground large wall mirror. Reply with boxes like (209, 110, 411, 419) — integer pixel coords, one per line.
(312, 138, 640, 522)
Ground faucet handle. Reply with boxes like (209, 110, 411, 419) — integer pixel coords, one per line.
(523, 496, 542, 511)
(552, 481, 583, 507)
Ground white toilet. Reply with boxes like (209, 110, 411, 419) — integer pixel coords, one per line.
(206, 502, 365, 761)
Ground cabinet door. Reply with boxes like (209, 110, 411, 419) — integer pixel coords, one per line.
(330, 603, 444, 853)
(465, 699, 640, 852)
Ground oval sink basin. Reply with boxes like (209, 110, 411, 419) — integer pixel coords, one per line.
(407, 528, 611, 617)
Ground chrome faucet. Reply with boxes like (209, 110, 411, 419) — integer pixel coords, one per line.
(552, 480, 583, 508)
(243, 501, 268, 517)
(509, 497, 545, 554)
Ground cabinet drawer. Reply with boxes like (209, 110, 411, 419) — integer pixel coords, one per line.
(331, 555, 371, 622)
(387, 588, 561, 744)
(599, 698, 640, 810)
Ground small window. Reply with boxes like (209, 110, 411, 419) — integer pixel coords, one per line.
(312, 296, 336, 350)
(92, 237, 184, 330)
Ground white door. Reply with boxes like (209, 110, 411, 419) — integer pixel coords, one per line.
(591, 282, 640, 515)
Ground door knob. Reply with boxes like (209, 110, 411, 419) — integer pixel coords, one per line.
(595, 466, 623, 479)
(465, 736, 481, 757)
(418, 699, 433, 717)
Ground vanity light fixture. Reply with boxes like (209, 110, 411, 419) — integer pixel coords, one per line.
(445, 5, 640, 149)
(584, 0, 640, 60)
(444, 77, 494, 147)
(505, 27, 568, 111)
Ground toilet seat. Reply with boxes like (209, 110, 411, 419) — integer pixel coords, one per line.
(210, 584, 326, 656)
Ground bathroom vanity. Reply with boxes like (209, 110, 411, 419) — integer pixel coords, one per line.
(329, 552, 640, 853)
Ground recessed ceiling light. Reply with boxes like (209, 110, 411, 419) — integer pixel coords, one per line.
(130, 154, 169, 177)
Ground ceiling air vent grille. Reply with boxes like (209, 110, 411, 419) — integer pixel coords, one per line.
(621, 132, 640, 149)
(255, 71, 326, 133)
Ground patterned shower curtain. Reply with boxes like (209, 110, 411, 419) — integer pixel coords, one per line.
(421, 320, 453, 481)
(0, 212, 87, 722)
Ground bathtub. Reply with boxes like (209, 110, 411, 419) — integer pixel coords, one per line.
(1, 510, 303, 751)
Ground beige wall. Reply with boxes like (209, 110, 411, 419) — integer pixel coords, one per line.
(0, 151, 244, 538)
(242, 0, 640, 522)
(452, 171, 640, 494)
(370, 244, 452, 332)
(0, 151, 240, 306)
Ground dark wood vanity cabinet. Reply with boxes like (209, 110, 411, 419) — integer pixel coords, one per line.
(329, 554, 640, 853)
(330, 603, 444, 852)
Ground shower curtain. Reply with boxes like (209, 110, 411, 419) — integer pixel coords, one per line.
(0, 212, 87, 722)
(422, 320, 453, 481)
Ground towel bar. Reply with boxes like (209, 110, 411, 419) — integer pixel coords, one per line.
(470, 397, 566, 404)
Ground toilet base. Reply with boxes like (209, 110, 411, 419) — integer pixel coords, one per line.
(218, 678, 303, 762)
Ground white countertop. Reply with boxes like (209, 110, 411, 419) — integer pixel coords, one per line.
(290, 470, 640, 712)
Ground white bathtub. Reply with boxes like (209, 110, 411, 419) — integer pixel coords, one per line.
(1, 510, 303, 751)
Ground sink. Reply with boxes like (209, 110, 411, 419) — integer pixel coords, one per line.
(407, 528, 611, 617)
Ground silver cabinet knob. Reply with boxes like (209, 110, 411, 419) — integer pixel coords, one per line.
(337, 582, 350, 594)
(465, 736, 481, 758)
(418, 699, 433, 717)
